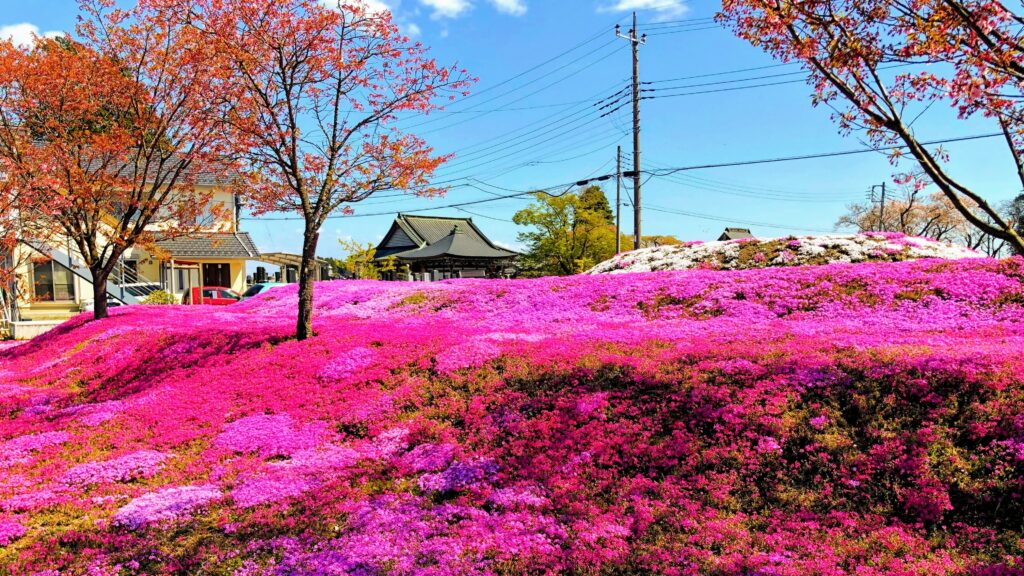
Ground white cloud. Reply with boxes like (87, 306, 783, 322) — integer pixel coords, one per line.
(0, 23, 62, 48)
(334, 0, 395, 15)
(418, 0, 472, 19)
(493, 239, 526, 252)
(488, 0, 527, 16)
(599, 0, 688, 21)
(341, 1, 421, 39)
(360, 0, 394, 14)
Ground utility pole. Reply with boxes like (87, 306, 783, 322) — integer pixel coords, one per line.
(879, 182, 887, 232)
(870, 182, 887, 231)
(615, 145, 622, 254)
(616, 13, 645, 250)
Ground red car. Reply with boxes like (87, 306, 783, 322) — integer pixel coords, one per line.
(182, 286, 241, 306)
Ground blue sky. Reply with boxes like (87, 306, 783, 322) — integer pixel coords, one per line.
(2, 0, 1020, 261)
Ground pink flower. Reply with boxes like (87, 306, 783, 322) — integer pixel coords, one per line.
(63, 451, 167, 486)
(757, 436, 782, 453)
(114, 485, 223, 529)
(213, 414, 329, 458)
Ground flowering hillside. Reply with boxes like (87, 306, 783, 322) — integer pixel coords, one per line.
(588, 231, 983, 274)
(1, 258, 1024, 574)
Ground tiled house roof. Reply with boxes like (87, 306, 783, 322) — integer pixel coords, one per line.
(374, 214, 517, 261)
(718, 227, 755, 241)
(155, 232, 260, 259)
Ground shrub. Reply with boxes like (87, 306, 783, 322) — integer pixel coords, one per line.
(140, 290, 177, 305)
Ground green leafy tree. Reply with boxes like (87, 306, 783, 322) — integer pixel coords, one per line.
(513, 186, 617, 276)
(337, 239, 399, 280)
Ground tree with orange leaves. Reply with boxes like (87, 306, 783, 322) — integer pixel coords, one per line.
(0, 1, 235, 320)
(177, 0, 473, 340)
(719, 0, 1024, 254)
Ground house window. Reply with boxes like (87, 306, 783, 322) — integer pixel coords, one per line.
(32, 260, 75, 302)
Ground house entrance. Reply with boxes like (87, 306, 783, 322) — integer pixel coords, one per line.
(202, 263, 231, 287)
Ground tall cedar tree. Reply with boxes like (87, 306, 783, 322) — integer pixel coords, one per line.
(0, 1, 235, 320)
(719, 0, 1024, 253)
(184, 0, 472, 340)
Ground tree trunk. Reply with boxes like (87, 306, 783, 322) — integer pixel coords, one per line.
(295, 228, 321, 341)
(91, 268, 110, 320)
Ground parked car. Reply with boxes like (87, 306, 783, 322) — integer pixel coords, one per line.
(240, 282, 288, 300)
(182, 286, 241, 306)
(80, 298, 124, 313)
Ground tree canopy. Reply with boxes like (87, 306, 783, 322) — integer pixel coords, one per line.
(513, 186, 618, 276)
(181, 0, 473, 339)
(0, 1, 235, 319)
(835, 180, 1014, 256)
(334, 239, 398, 280)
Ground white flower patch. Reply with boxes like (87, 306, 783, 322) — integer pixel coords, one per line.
(588, 234, 984, 275)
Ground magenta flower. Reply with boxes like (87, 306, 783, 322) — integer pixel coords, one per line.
(419, 458, 498, 493)
(0, 518, 26, 545)
(809, 415, 829, 430)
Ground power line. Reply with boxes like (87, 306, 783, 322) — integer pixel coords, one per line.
(399, 23, 611, 119)
(259, 132, 999, 222)
(643, 64, 910, 101)
(437, 103, 609, 167)
(455, 207, 514, 223)
(430, 76, 627, 160)
(395, 17, 730, 137)
(419, 99, 591, 114)
(645, 25, 721, 36)
(242, 170, 609, 222)
(654, 173, 863, 203)
(637, 18, 717, 29)
(409, 40, 624, 134)
(645, 132, 1003, 174)
(641, 157, 863, 202)
(646, 205, 832, 233)
(435, 123, 627, 180)
(647, 68, 815, 92)
(644, 62, 797, 84)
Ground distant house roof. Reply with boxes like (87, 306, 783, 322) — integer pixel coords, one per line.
(155, 232, 260, 259)
(79, 155, 236, 187)
(375, 214, 517, 261)
(141, 159, 236, 187)
(718, 227, 754, 241)
(258, 252, 332, 268)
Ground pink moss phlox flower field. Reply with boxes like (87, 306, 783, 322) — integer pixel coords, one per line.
(1, 257, 1024, 574)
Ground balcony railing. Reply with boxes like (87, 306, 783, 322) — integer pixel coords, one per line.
(112, 260, 164, 300)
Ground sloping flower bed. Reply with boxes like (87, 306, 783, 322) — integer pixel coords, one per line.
(588, 231, 984, 274)
(0, 258, 1023, 574)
